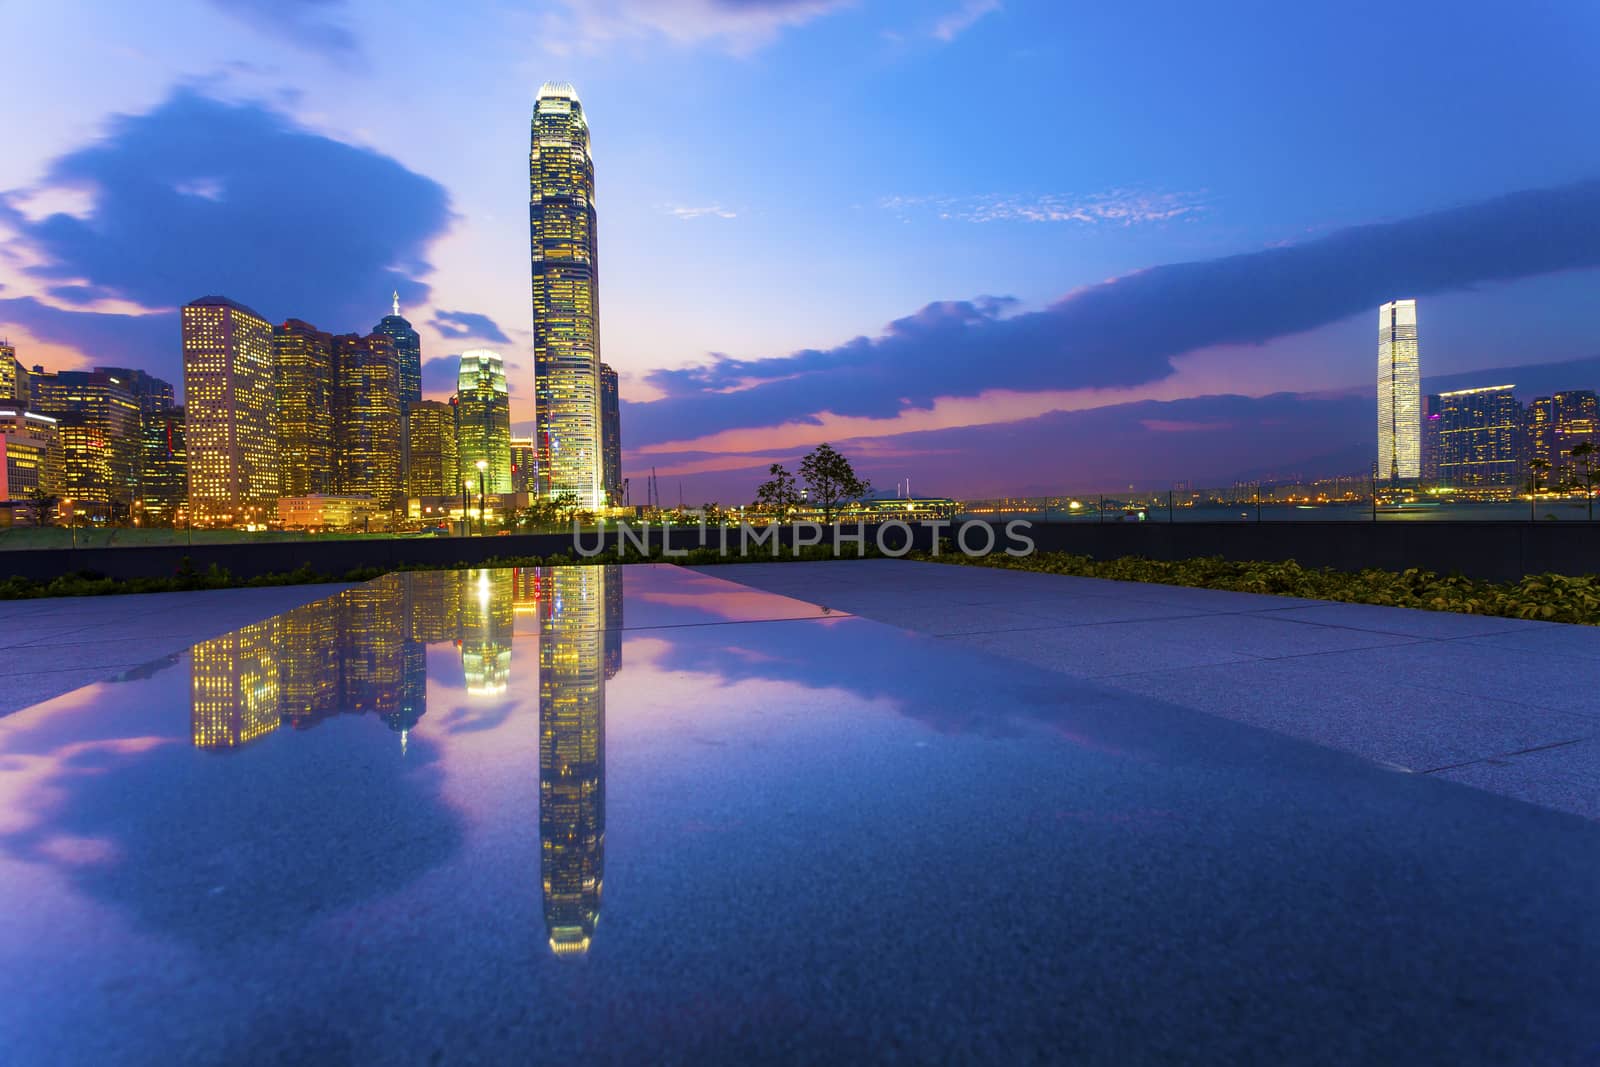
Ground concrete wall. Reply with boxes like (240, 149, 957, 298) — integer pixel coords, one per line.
(2, 520, 1594, 585)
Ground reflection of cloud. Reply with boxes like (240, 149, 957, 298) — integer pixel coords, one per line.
(626, 179, 1600, 447)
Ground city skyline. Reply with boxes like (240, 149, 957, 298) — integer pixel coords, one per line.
(1, 2, 1599, 500)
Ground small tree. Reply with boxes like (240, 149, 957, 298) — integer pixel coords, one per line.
(26, 488, 59, 528)
(754, 463, 802, 520)
(1528, 457, 1551, 522)
(799, 443, 870, 523)
(1569, 441, 1597, 522)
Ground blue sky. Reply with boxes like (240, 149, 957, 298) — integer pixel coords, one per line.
(2, 0, 1598, 498)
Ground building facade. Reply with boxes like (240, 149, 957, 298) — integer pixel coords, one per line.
(1434, 385, 1522, 495)
(1377, 299, 1421, 482)
(599, 361, 621, 506)
(372, 292, 423, 410)
(1, 343, 30, 406)
(333, 332, 404, 511)
(182, 296, 278, 526)
(407, 399, 460, 498)
(138, 405, 187, 525)
(531, 82, 605, 509)
(1551, 390, 1599, 484)
(274, 319, 336, 498)
(0, 409, 59, 518)
(510, 435, 536, 495)
(457, 350, 513, 494)
(29, 368, 141, 517)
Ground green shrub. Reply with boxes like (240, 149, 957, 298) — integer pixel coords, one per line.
(923, 551, 1600, 626)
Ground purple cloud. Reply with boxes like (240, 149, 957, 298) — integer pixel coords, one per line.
(208, 0, 359, 58)
(429, 309, 510, 344)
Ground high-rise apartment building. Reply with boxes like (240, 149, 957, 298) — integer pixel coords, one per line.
(372, 292, 423, 410)
(0, 408, 59, 511)
(182, 296, 278, 526)
(274, 319, 336, 497)
(332, 332, 404, 510)
(531, 82, 604, 509)
(1434, 385, 1522, 495)
(407, 399, 460, 498)
(29, 367, 141, 516)
(1527, 396, 1555, 473)
(1377, 299, 1421, 482)
(599, 362, 621, 506)
(1551, 390, 1599, 482)
(1421, 394, 1442, 482)
(457, 350, 513, 494)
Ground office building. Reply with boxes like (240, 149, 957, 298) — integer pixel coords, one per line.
(95, 367, 174, 416)
(0, 409, 59, 518)
(510, 436, 536, 494)
(1434, 385, 1522, 495)
(531, 82, 604, 509)
(1377, 299, 1421, 482)
(457, 350, 513, 494)
(333, 332, 404, 511)
(1, 342, 29, 406)
(182, 296, 278, 526)
(407, 399, 460, 498)
(29, 367, 141, 517)
(274, 319, 336, 497)
(137, 405, 186, 525)
(599, 362, 621, 506)
(1527, 396, 1554, 474)
(1421, 394, 1441, 482)
(372, 292, 423, 410)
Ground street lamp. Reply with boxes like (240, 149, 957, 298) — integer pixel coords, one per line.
(476, 459, 488, 536)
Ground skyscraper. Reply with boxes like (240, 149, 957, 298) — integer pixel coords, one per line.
(1377, 299, 1420, 482)
(29, 368, 141, 517)
(274, 319, 336, 497)
(407, 399, 460, 498)
(1434, 385, 1522, 494)
(531, 81, 604, 509)
(1527, 396, 1555, 473)
(182, 296, 278, 526)
(599, 361, 621, 506)
(373, 291, 423, 410)
(510, 435, 536, 494)
(1551, 390, 1599, 482)
(138, 405, 186, 525)
(332, 332, 404, 511)
(456, 350, 513, 494)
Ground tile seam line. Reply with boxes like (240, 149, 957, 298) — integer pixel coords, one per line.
(1418, 737, 1591, 775)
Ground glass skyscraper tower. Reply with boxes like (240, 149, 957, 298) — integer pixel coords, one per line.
(456, 350, 513, 494)
(530, 81, 604, 510)
(1377, 299, 1421, 482)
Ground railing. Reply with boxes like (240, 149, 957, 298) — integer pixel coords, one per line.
(956, 490, 1599, 523)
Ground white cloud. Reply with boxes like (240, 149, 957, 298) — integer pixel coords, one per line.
(932, 0, 1000, 42)
(881, 189, 1207, 225)
(667, 204, 738, 220)
(547, 0, 851, 55)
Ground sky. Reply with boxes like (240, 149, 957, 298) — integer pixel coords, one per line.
(2, 0, 1598, 501)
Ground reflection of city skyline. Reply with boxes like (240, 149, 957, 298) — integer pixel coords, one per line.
(187, 566, 625, 956)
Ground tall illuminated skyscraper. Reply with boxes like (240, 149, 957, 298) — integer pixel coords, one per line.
(1435, 385, 1522, 493)
(373, 291, 423, 410)
(530, 82, 604, 509)
(407, 399, 460, 498)
(332, 332, 404, 511)
(599, 362, 621, 506)
(456, 350, 513, 494)
(1377, 299, 1421, 482)
(274, 319, 336, 497)
(182, 296, 278, 526)
(29, 368, 140, 516)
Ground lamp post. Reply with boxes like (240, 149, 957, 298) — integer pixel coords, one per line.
(460, 479, 469, 537)
(476, 459, 488, 536)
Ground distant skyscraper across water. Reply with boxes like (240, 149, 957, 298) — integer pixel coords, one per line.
(530, 81, 604, 510)
(1377, 299, 1421, 482)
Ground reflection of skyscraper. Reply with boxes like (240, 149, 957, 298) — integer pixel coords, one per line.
(1377, 299, 1420, 482)
(540, 565, 608, 955)
(461, 568, 514, 695)
(279, 599, 341, 728)
(531, 82, 604, 510)
(191, 619, 282, 749)
(603, 564, 623, 680)
(340, 580, 407, 717)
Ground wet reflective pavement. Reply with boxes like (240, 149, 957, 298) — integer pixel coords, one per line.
(0, 564, 1595, 1065)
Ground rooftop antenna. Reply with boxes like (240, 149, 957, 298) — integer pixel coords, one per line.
(392, 289, 400, 317)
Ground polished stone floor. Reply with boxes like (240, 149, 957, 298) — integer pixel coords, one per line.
(704, 560, 1600, 821)
(1, 564, 1596, 1065)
